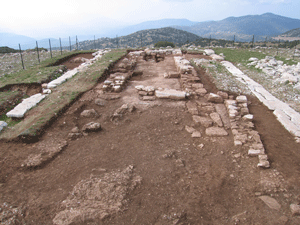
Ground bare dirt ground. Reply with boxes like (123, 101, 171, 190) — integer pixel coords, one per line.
(0, 53, 300, 224)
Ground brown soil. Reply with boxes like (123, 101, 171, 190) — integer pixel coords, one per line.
(61, 53, 94, 70)
(0, 54, 300, 224)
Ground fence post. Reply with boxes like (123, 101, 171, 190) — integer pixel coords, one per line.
(19, 44, 25, 70)
(36, 41, 40, 63)
(59, 38, 62, 55)
(116, 35, 119, 49)
(209, 35, 211, 47)
(49, 39, 53, 58)
(252, 35, 255, 48)
(233, 35, 235, 47)
(76, 35, 78, 50)
(69, 36, 71, 51)
(94, 35, 96, 49)
(140, 33, 142, 48)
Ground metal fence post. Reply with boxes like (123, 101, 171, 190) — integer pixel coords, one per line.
(59, 38, 62, 55)
(19, 44, 25, 70)
(49, 39, 53, 58)
(94, 35, 96, 49)
(69, 36, 71, 51)
(36, 41, 40, 63)
(76, 35, 78, 50)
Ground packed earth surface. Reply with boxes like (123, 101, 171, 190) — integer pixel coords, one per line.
(0, 50, 300, 225)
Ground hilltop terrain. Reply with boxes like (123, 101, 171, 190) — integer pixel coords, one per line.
(174, 13, 300, 42)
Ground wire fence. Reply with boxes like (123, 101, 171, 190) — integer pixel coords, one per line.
(1, 34, 299, 78)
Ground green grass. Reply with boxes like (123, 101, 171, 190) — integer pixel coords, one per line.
(213, 48, 266, 65)
(0, 50, 95, 89)
(0, 49, 127, 141)
(274, 55, 298, 66)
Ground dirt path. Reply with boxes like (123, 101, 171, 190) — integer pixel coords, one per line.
(0, 53, 299, 224)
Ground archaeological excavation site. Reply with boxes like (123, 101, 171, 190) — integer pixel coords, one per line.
(0, 48, 300, 224)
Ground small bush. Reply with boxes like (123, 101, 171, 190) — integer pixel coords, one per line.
(154, 41, 175, 48)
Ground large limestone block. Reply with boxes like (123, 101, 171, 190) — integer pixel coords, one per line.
(6, 93, 46, 118)
(155, 89, 186, 100)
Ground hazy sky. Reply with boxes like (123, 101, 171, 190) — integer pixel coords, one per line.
(1, 0, 299, 38)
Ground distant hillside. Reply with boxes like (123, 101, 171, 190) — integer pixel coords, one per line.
(0, 33, 36, 49)
(114, 19, 198, 37)
(273, 28, 300, 41)
(0, 46, 19, 53)
(78, 27, 202, 50)
(174, 13, 300, 42)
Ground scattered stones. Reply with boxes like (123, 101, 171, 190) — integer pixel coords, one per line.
(113, 104, 136, 116)
(258, 196, 281, 211)
(82, 122, 101, 132)
(21, 140, 68, 168)
(53, 166, 142, 225)
(290, 204, 300, 216)
(205, 127, 228, 136)
(80, 109, 99, 118)
(185, 125, 196, 134)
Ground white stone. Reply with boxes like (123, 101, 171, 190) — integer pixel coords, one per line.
(248, 149, 263, 156)
(43, 89, 52, 94)
(236, 95, 247, 103)
(243, 114, 254, 121)
(249, 57, 258, 62)
(259, 196, 281, 210)
(135, 85, 144, 91)
(47, 68, 78, 88)
(155, 89, 186, 100)
(204, 49, 215, 56)
(6, 94, 46, 118)
(0, 121, 8, 132)
(192, 131, 201, 138)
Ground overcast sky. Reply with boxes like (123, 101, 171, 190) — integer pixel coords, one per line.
(1, 0, 299, 38)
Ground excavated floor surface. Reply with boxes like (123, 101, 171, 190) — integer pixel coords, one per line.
(0, 54, 300, 224)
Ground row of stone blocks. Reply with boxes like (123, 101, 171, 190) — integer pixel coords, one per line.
(101, 57, 137, 93)
(225, 95, 270, 168)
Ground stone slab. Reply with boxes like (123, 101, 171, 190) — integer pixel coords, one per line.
(205, 127, 228, 136)
(155, 89, 186, 100)
(6, 94, 46, 118)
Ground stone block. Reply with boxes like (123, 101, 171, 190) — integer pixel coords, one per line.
(155, 89, 186, 100)
(205, 127, 228, 136)
(192, 116, 213, 128)
(236, 95, 247, 103)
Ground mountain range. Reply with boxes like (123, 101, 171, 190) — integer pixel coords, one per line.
(1, 13, 300, 50)
(174, 13, 300, 42)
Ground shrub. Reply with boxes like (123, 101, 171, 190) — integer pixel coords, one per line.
(154, 41, 175, 48)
